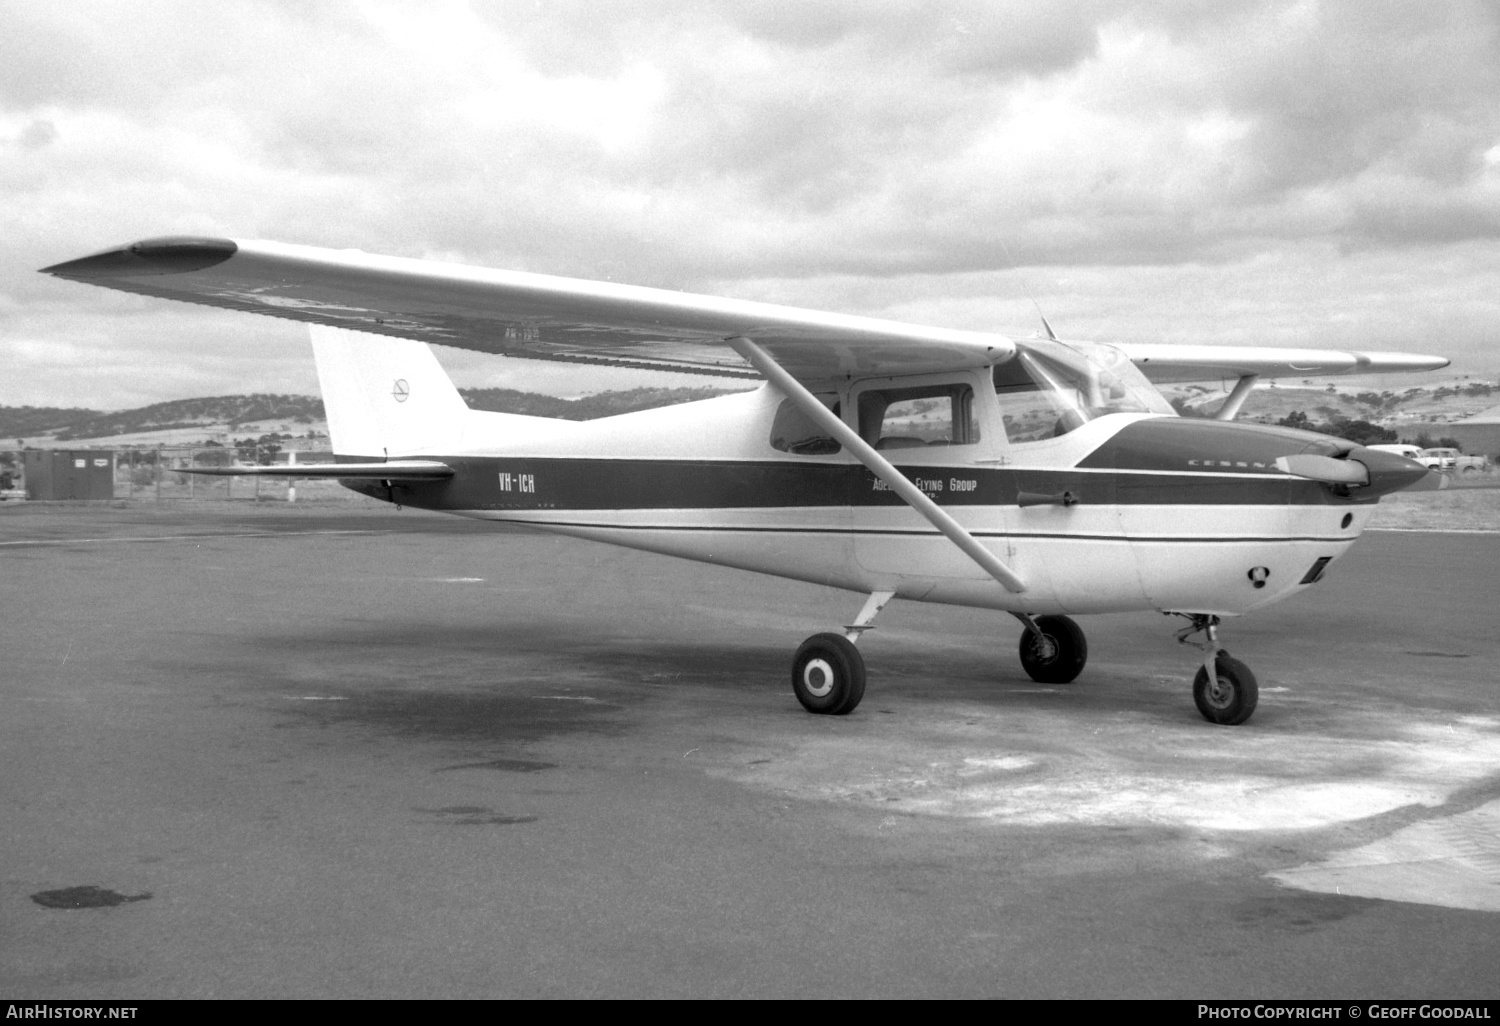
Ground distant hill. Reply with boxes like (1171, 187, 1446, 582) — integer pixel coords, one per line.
(0, 385, 749, 445)
(0, 405, 100, 440)
(45, 394, 327, 442)
(7, 376, 1494, 448)
(1166, 379, 1499, 429)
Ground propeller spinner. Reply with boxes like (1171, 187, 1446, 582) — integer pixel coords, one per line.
(1275, 448, 1441, 496)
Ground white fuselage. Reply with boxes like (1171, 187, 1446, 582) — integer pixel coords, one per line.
(373, 375, 1372, 619)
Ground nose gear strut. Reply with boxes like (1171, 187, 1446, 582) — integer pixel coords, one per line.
(1171, 613, 1259, 725)
(1175, 614, 1223, 681)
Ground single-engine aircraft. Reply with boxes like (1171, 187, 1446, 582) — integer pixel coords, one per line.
(42, 237, 1451, 725)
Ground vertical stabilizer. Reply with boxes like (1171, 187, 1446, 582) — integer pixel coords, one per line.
(308, 325, 468, 457)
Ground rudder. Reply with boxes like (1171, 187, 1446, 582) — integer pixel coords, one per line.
(309, 325, 468, 457)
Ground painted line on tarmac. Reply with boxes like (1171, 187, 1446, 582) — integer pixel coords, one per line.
(1367, 527, 1500, 534)
(0, 529, 386, 547)
(1271, 799, 1500, 912)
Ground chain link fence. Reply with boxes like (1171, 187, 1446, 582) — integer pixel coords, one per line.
(2, 446, 372, 503)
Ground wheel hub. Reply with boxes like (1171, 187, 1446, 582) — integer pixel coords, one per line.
(1204, 675, 1235, 709)
(1029, 634, 1058, 663)
(802, 658, 835, 698)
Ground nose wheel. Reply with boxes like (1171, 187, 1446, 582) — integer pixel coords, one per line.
(1176, 614, 1259, 725)
(1193, 653, 1258, 725)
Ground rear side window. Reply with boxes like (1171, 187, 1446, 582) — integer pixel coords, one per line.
(858, 384, 979, 450)
(770, 394, 842, 455)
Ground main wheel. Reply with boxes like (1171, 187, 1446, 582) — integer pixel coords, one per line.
(1018, 615, 1087, 684)
(791, 633, 866, 715)
(1193, 653, 1259, 725)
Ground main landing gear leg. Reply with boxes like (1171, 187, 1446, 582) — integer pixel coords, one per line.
(790, 590, 893, 716)
(1012, 613, 1088, 684)
(1174, 614, 1259, 725)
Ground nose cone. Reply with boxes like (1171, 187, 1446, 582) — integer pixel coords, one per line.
(1348, 446, 1440, 496)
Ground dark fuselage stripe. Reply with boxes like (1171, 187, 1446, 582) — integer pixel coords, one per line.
(479, 518, 1351, 544)
(342, 454, 1366, 513)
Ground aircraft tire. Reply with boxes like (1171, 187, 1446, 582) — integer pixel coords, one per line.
(791, 633, 866, 715)
(1018, 615, 1087, 684)
(1192, 653, 1258, 725)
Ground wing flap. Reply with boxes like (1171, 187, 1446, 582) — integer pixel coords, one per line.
(43, 237, 1015, 381)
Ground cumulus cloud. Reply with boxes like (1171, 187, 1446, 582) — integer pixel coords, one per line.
(1, 0, 1497, 407)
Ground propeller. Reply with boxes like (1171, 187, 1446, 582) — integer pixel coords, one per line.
(1274, 453, 1367, 485)
(1275, 447, 1443, 496)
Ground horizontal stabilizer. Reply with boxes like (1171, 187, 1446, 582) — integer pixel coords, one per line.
(182, 460, 454, 480)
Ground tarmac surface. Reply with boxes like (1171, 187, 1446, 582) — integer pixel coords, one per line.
(2, 501, 1497, 998)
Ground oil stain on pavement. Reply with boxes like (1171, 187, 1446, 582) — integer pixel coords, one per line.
(31, 886, 152, 909)
(418, 805, 538, 826)
(435, 757, 556, 773)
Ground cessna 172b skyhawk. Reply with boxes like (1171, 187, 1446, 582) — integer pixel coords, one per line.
(43, 237, 1450, 725)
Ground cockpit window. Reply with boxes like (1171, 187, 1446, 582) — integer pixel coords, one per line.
(770, 393, 842, 455)
(993, 339, 1173, 442)
(858, 384, 980, 450)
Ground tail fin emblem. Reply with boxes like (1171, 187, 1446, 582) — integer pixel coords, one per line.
(391, 379, 409, 403)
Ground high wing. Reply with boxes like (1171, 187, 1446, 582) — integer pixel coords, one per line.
(41, 236, 1449, 384)
(1114, 342, 1448, 383)
(41, 236, 1014, 381)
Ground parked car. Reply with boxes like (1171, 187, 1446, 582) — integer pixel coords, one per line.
(1368, 443, 1443, 469)
(1419, 448, 1490, 474)
(1422, 447, 1459, 470)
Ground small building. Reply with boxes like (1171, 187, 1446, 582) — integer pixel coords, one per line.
(22, 450, 116, 501)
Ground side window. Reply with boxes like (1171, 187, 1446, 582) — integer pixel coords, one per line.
(858, 384, 979, 450)
(770, 394, 842, 455)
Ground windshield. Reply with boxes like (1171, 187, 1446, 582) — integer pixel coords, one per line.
(992, 339, 1173, 443)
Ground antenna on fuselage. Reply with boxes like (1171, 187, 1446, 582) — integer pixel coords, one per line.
(997, 238, 1059, 342)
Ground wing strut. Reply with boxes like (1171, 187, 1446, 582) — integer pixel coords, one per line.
(1214, 374, 1259, 421)
(727, 337, 1026, 595)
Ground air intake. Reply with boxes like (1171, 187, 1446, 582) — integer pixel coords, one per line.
(1299, 557, 1334, 585)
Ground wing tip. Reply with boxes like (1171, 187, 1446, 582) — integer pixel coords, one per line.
(41, 236, 239, 280)
(1351, 351, 1452, 373)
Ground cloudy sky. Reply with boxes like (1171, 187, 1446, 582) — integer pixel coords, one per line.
(3, 0, 1498, 409)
